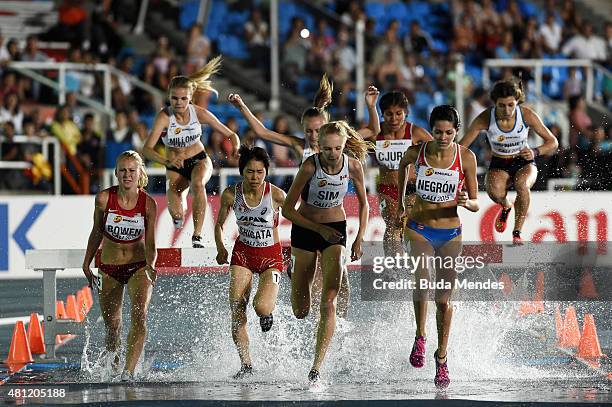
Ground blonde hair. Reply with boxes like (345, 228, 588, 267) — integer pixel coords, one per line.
(301, 73, 332, 125)
(116, 150, 148, 188)
(168, 55, 222, 96)
(318, 120, 374, 162)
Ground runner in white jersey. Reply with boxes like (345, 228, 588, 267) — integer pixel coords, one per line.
(143, 56, 239, 248)
(215, 145, 286, 379)
(459, 79, 558, 243)
(397, 106, 479, 389)
(82, 151, 158, 382)
(228, 75, 380, 317)
(282, 121, 371, 386)
(363, 91, 432, 257)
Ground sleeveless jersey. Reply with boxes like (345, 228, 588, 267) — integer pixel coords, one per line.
(161, 104, 202, 148)
(233, 182, 278, 247)
(102, 186, 147, 243)
(415, 142, 465, 204)
(301, 153, 350, 209)
(301, 146, 315, 163)
(375, 122, 413, 170)
(486, 106, 529, 156)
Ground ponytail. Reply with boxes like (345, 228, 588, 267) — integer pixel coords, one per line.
(168, 55, 222, 96)
(301, 73, 332, 124)
(318, 120, 374, 162)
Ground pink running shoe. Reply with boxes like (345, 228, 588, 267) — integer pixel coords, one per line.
(434, 350, 450, 389)
(409, 336, 426, 368)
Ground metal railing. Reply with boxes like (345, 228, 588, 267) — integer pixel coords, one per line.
(7, 61, 165, 123)
(0, 136, 61, 195)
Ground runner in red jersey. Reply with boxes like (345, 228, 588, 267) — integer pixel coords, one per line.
(82, 150, 157, 381)
(215, 145, 286, 379)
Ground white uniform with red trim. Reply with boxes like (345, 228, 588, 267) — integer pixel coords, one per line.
(415, 142, 465, 203)
(232, 182, 279, 248)
(375, 122, 413, 170)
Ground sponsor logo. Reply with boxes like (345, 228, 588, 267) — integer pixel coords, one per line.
(174, 128, 182, 135)
(383, 140, 391, 148)
(497, 135, 505, 142)
(261, 207, 268, 216)
(318, 180, 328, 187)
(425, 168, 434, 176)
(113, 215, 122, 223)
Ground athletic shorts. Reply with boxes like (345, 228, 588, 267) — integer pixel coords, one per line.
(407, 220, 462, 250)
(166, 150, 208, 181)
(291, 220, 347, 252)
(377, 182, 416, 202)
(489, 155, 535, 179)
(99, 260, 147, 285)
(230, 239, 284, 274)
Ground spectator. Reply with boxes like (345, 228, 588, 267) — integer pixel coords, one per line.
(65, 92, 87, 128)
(282, 18, 309, 90)
(340, 1, 365, 27)
(186, 24, 211, 75)
(0, 30, 10, 65)
(495, 31, 516, 60)
(77, 113, 102, 191)
(399, 52, 427, 93)
(244, 9, 269, 69)
(568, 95, 592, 150)
(104, 110, 133, 168)
(206, 130, 238, 168)
(376, 48, 405, 92)
(0, 121, 27, 189)
(50, 105, 81, 156)
(562, 23, 607, 61)
(0, 92, 24, 133)
(563, 67, 582, 99)
(403, 21, 432, 55)
(131, 122, 149, 155)
(152, 36, 175, 74)
(6, 38, 20, 61)
(480, 0, 501, 27)
(332, 27, 356, 77)
(539, 14, 563, 54)
(312, 19, 335, 48)
(451, 15, 476, 54)
(42, 0, 87, 48)
(307, 35, 332, 77)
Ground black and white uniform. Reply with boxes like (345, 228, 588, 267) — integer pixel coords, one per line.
(163, 104, 208, 180)
(291, 154, 349, 252)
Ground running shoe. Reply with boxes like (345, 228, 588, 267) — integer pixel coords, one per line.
(120, 370, 135, 383)
(192, 235, 204, 248)
(495, 206, 512, 233)
(434, 350, 450, 389)
(308, 369, 320, 385)
(409, 336, 426, 368)
(233, 364, 253, 379)
(512, 230, 523, 245)
(260, 314, 273, 332)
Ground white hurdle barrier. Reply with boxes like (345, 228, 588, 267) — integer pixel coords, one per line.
(25, 243, 609, 359)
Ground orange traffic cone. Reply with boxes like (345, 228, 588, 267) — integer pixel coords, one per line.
(577, 314, 606, 359)
(555, 305, 563, 341)
(76, 290, 88, 320)
(534, 271, 544, 302)
(27, 313, 45, 355)
(579, 270, 598, 299)
(519, 301, 536, 317)
(558, 306, 581, 348)
(499, 273, 513, 296)
(83, 286, 93, 310)
(56, 300, 67, 319)
(65, 294, 82, 322)
(3, 321, 34, 372)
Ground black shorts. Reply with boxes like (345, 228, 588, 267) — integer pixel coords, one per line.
(166, 151, 208, 181)
(291, 221, 347, 252)
(489, 155, 535, 179)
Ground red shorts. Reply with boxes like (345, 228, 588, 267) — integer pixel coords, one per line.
(377, 183, 399, 201)
(230, 240, 283, 274)
(99, 260, 147, 285)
